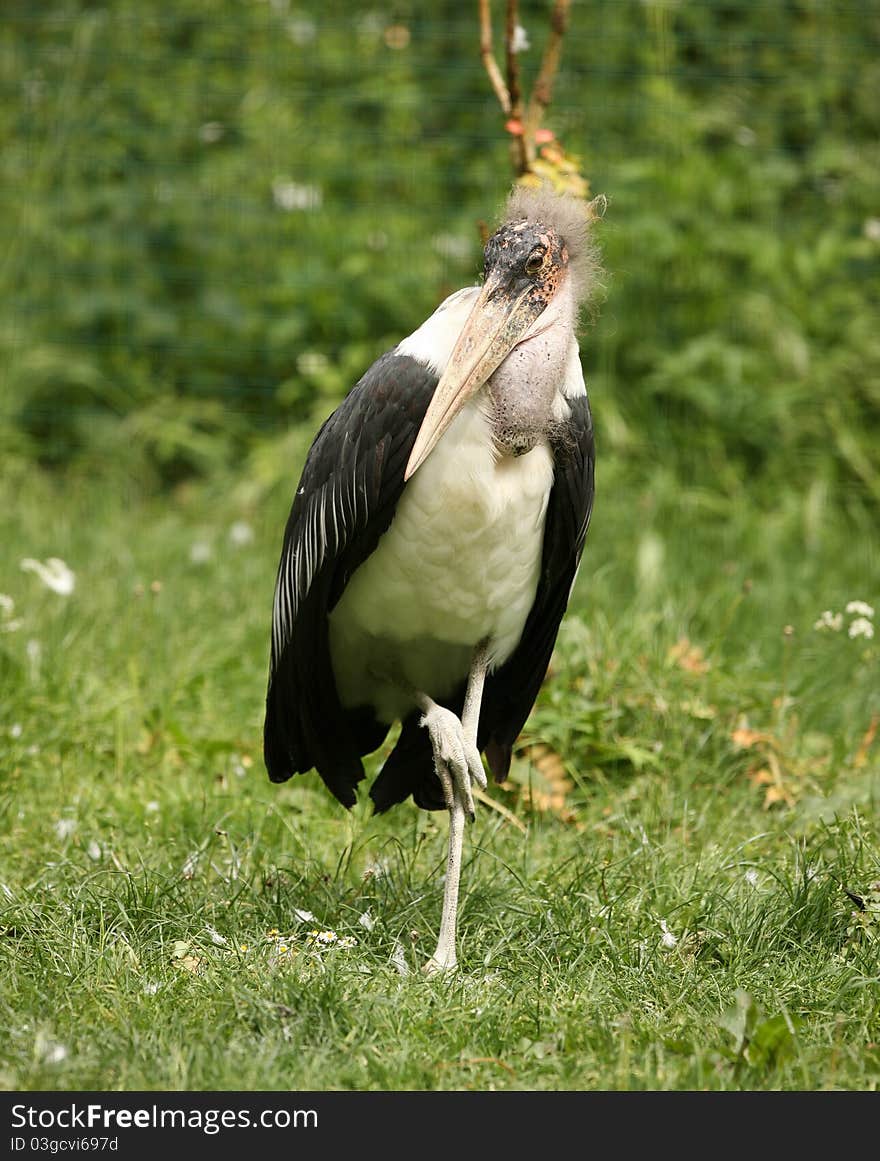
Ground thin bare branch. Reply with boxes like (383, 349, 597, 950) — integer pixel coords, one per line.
(505, 0, 522, 118)
(504, 0, 529, 175)
(479, 0, 511, 115)
(524, 0, 571, 145)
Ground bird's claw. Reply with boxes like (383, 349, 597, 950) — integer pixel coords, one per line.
(420, 704, 486, 818)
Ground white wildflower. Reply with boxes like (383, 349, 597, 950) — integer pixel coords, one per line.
(181, 851, 201, 879)
(145, 801, 160, 814)
(511, 24, 530, 53)
(40, 1041, 68, 1065)
(286, 17, 316, 45)
(0, 594, 22, 632)
(296, 350, 329, 377)
(198, 121, 224, 144)
(845, 600, 874, 619)
(189, 540, 212, 564)
(744, 869, 759, 887)
(228, 521, 254, 547)
(143, 981, 161, 995)
(20, 557, 75, 595)
(848, 617, 875, 641)
(10, 723, 22, 739)
(87, 840, 102, 861)
(272, 179, 322, 212)
(358, 910, 375, 932)
(813, 610, 843, 632)
(54, 818, 77, 841)
(659, 919, 678, 950)
(864, 218, 880, 242)
(293, 908, 316, 923)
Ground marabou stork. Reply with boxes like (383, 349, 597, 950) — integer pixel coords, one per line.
(264, 187, 599, 972)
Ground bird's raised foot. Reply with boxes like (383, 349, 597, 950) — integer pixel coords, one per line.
(419, 702, 487, 818)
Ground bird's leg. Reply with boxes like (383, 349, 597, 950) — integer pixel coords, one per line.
(420, 639, 490, 975)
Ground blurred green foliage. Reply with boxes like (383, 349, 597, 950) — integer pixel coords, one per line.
(1, 1, 878, 503)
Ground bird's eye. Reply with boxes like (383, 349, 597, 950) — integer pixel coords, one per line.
(525, 247, 546, 275)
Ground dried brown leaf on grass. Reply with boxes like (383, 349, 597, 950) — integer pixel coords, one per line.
(668, 636, 710, 675)
(502, 741, 582, 825)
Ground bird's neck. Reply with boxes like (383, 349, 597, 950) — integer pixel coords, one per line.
(485, 277, 576, 457)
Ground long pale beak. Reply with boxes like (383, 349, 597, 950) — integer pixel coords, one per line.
(404, 272, 549, 480)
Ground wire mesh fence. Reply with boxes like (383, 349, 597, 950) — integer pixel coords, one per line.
(2, 1, 878, 499)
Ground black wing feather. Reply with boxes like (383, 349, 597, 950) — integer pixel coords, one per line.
(263, 352, 438, 806)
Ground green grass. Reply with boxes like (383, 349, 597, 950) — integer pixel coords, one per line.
(1, 452, 878, 1092)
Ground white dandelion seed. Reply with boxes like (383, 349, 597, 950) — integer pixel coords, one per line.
(848, 617, 875, 640)
(390, 940, 409, 976)
(87, 840, 102, 862)
(744, 869, 759, 887)
(845, 601, 874, 619)
(20, 557, 75, 595)
(54, 818, 77, 841)
(205, 924, 228, 947)
(659, 919, 678, 949)
(358, 910, 375, 932)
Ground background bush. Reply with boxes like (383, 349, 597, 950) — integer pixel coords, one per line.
(2, 0, 878, 510)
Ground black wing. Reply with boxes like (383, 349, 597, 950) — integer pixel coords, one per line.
(369, 393, 595, 813)
(263, 351, 437, 807)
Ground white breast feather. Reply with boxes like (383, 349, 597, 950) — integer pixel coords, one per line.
(329, 400, 555, 720)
